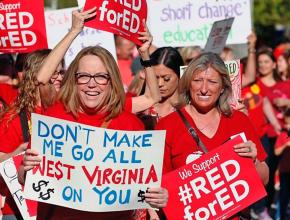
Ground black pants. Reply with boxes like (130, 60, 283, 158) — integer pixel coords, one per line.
(279, 172, 290, 220)
(266, 137, 280, 209)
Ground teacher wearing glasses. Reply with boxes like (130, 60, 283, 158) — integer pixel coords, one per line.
(20, 7, 168, 220)
(21, 44, 168, 220)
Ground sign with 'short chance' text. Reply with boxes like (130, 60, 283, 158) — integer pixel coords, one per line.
(0, 0, 47, 53)
(84, 0, 147, 45)
(45, 7, 116, 67)
(162, 136, 266, 220)
(24, 114, 165, 212)
(147, 0, 251, 47)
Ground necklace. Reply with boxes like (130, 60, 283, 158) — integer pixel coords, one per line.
(197, 122, 214, 131)
(187, 105, 221, 131)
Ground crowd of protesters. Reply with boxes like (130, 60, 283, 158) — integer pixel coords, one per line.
(0, 6, 289, 220)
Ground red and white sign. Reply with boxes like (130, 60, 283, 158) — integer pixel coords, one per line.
(0, 0, 48, 53)
(84, 0, 147, 45)
(162, 136, 266, 220)
(225, 59, 242, 108)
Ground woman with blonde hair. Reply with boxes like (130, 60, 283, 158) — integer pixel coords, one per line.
(179, 46, 202, 65)
(21, 45, 168, 220)
(20, 7, 168, 220)
(156, 52, 269, 219)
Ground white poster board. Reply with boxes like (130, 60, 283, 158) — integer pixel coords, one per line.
(0, 155, 36, 220)
(24, 114, 165, 212)
(45, 7, 116, 67)
(147, 0, 251, 47)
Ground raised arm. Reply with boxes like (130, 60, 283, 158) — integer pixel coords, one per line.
(242, 32, 257, 88)
(263, 96, 281, 134)
(131, 21, 161, 113)
(37, 7, 97, 84)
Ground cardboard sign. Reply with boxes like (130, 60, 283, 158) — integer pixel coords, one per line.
(204, 17, 234, 54)
(45, 7, 116, 67)
(180, 65, 188, 78)
(162, 135, 266, 220)
(0, 154, 37, 220)
(84, 0, 147, 45)
(0, 0, 47, 53)
(225, 60, 241, 108)
(24, 114, 165, 212)
(147, 0, 251, 47)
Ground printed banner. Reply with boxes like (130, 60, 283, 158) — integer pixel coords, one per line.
(84, 0, 147, 45)
(0, 154, 37, 220)
(147, 0, 251, 47)
(162, 135, 266, 220)
(0, 0, 48, 53)
(204, 17, 234, 54)
(24, 114, 165, 212)
(45, 7, 116, 67)
(225, 59, 241, 108)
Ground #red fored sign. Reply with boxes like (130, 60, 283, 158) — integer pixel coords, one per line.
(84, 0, 147, 45)
(162, 135, 267, 220)
(0, 0, 48, 53)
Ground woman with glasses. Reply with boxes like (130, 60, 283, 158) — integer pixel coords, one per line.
(35, 7, 160, 115)
(19, 7, 168, 220)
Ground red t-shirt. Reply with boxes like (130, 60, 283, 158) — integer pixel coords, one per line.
(155, 108, 267, 220)
(242, 83, 268, 137)
(0, 106, 42, 215)
(257, 78, 290, 137)
(124, 92, 134, 113)
(118, 59, 133, 88)
(275, 130, 290, 173)
(35, 102, 144, 220)
(155, 108, 267, 174)
(0, 83, 18, 106)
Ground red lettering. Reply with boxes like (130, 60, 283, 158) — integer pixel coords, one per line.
(145, 165, 158, 184)
(63, 164, 75, 180)
(112, 170, 122, 184)
(81, 166, 99, 184)
(102, 168, 113, 184)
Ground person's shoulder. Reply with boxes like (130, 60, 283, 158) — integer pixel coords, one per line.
(228, 110, 249, 120)
(112, 111, 144, 130)
(44, 101, 67, 117)
(224, 109, 249, 122)
(155, 110, 180, 129)
(0, 110, 20, 127)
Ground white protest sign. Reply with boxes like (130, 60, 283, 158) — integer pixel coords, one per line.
(147, 0, 251, 47)
(204, 17, 234, 54)
(77, 0, 86, 8)
(0, 155, 36, 220)
(45, 7, 116, 67)
(179, 65, 188, 78)
(225, 59, 241, 107)
(24, 114, 165, 212)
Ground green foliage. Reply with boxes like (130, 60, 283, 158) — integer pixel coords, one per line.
(254, 0, 290, 26)
(44, 0, 77, 9)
